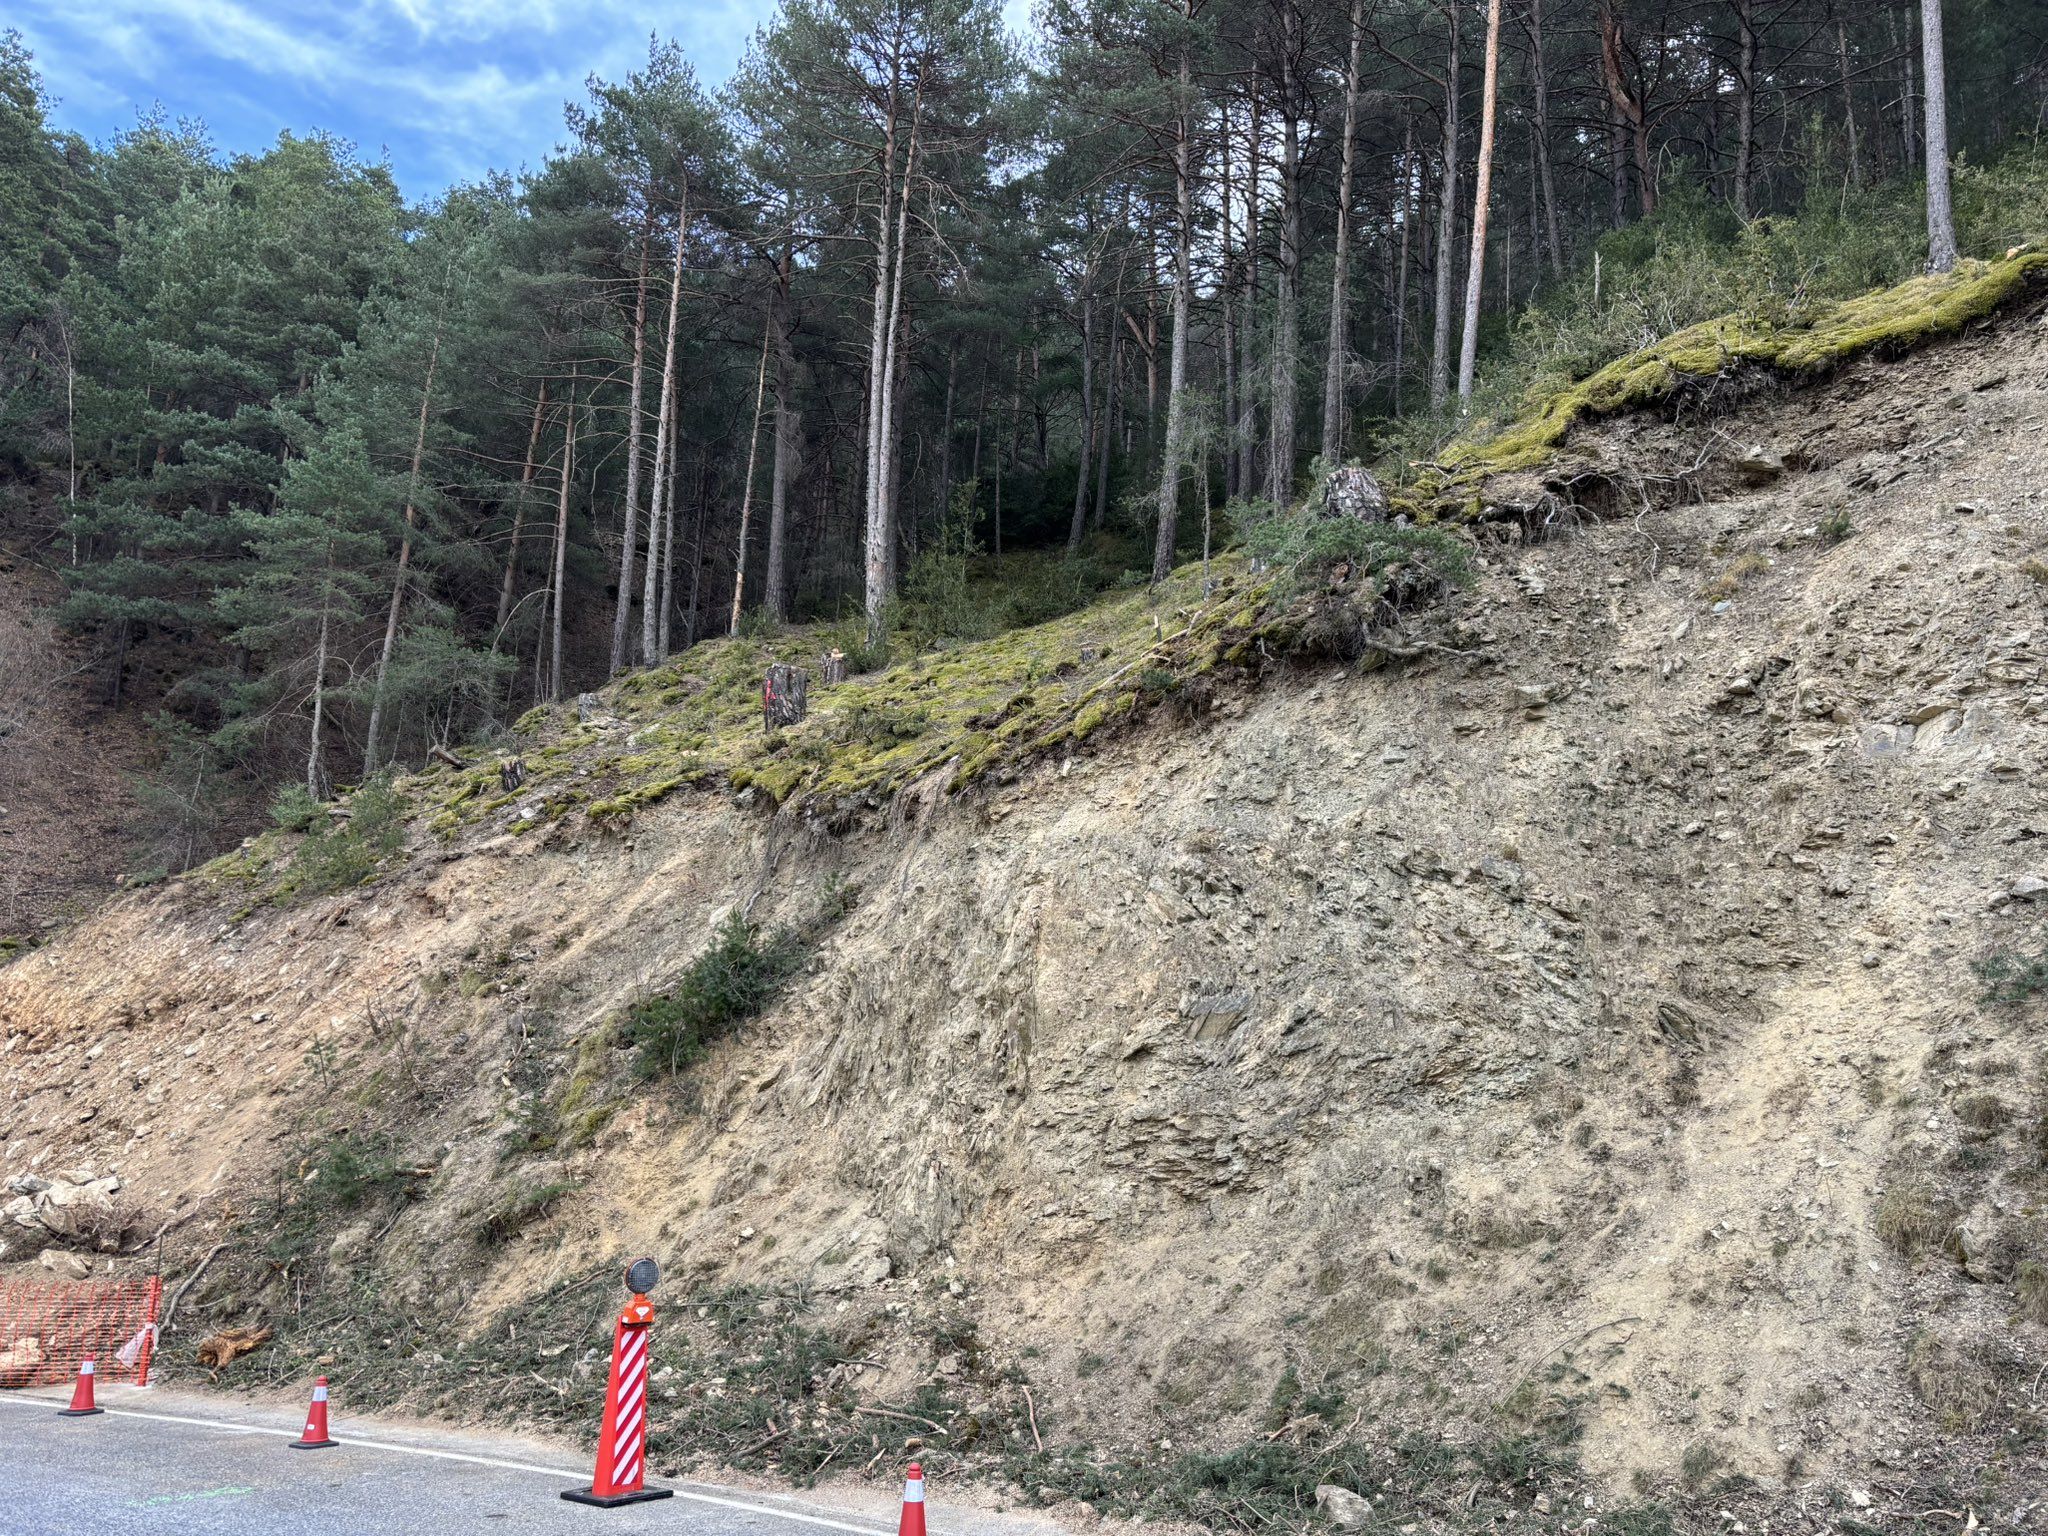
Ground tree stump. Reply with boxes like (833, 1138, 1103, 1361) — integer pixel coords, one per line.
(821, 649, 848, 687)
(1320, 466, 1389, 522)
(763, 664, 808, 730)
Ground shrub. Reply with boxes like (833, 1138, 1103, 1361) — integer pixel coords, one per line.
(269, 783, 325, 833)
(623, 911, 804, 1078)
(278, 773, 408, 900)
(1906, 1331, 2026, 1432)
(1976, 940, 2048, 1004)
(2016, 1259, 2048, 1326)
(1237, 507, 1473, 596)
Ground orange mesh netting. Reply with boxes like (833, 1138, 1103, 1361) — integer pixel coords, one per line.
(0, 1276, 162, 1389)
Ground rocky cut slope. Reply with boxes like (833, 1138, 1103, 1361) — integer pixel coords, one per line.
(6, 260, 2048, 1529)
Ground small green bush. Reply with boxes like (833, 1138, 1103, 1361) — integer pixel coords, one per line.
(624, 911, 804, 1078)
(270, 783, 325, 833)
(277, 773, 408, 900)
(1238, 507, 1474, 597)
(1976, 940, 2048, 1004)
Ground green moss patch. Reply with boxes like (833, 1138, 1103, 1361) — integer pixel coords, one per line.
(1413, 251, 2048, 512)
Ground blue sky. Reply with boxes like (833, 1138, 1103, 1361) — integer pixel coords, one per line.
(13, 0, 783, 200)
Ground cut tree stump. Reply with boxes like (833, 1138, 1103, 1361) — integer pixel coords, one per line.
(763, 664, 808, 730)
(821, 649, 848, 687)
(1320, 465, 1389, 522)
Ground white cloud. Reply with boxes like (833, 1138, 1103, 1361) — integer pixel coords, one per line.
(16, 0, 780, 189)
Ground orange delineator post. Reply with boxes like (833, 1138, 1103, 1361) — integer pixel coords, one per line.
(561, 1292, 673, 1508)
(289, 1376, 338, 1450)
(133, 1276, 162, 1388)
(898, 1462, 927, 1536)
(57, 1354, 103, 1417)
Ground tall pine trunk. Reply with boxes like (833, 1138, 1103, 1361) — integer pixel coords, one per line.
(1601, 4, 1658, 216)
(1732, 0, 1757, 218)
(1152, 27, 1196, 585)
(1394, 122, 1414, 412)
(608, 208, 653, 677)
(307, 595, 331, 798)
(1456, 0, 1504, 407)
(1921, 0, 1957, 270)
(1095, 319, 1116, 528)
(1268, 0, 1303, 504)
(363, 319, 443, 774)
(765, 255, 797, 624)
(728, 308, 776, 635)
(1524, 0, 1565, 270)
(1429, 0, 1462, 413)
(659, 386, 681, 659)
(1068, 294, 1095, 555)
(641, 182, 690, 665)
(1836, 8, 1861, 184)
(548, 382, 578, 702)
(1321, 0, 1364, 464)
(494, 380, 549, 637)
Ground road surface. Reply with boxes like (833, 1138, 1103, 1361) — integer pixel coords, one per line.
(0, 1384, 941, 1536)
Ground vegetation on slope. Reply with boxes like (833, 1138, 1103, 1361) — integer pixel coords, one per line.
(172, 224, 2048, 911)
(1405, 246, 2048, 516)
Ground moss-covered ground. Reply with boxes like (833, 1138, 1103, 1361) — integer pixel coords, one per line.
(1402, 250, 2048, 517)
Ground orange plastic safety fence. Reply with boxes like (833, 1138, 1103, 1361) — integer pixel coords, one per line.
(0, 1276, 162, 1389)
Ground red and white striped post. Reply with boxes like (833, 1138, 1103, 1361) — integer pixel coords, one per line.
(562, 1261, 673, 1509)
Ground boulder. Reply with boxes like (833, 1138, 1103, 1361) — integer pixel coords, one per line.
(1737, 443, 1787, 482)
(1315, 1485, 1373, 1529)
(38, 1248, 91, 1280)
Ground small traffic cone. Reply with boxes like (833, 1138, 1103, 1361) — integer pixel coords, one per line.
(898, 1463, 927, 1536)
(58, 1355, 104, 1417)
(288, 1376, 338, 1450)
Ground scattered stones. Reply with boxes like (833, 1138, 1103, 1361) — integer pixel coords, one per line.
(2008, 874, 2048, 902)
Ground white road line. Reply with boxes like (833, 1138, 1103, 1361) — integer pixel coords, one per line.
(0, 1393, 893, 1536)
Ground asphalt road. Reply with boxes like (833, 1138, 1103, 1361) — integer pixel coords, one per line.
(0, 1386, 906, 1536)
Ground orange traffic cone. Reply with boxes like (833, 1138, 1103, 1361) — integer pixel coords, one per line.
(898, 1463, 927, 1536)
(57, 1355, 104, 1417)
(289, 1376, 337, 1449)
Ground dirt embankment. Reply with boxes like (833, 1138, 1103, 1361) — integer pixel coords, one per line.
(6, 304, 2048, 1526)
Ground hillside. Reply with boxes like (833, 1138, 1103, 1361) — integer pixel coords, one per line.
(0, 535, 156, 943)
(7, 261, 2048, 1531)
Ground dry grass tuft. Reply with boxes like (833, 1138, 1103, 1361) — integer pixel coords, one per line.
(1875, 1176, 1953, 1260)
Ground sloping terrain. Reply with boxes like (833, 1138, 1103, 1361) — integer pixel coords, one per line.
(0, 538, 154, 944)
(6, 269, 2048, 1530)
